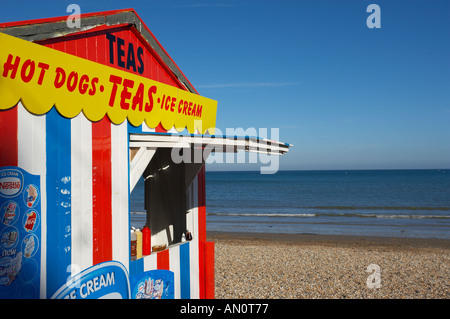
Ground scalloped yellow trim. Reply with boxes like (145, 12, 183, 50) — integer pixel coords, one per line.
(0, 32, 217, 134)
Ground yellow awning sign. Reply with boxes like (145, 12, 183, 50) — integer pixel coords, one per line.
(0, 32, 217, 134)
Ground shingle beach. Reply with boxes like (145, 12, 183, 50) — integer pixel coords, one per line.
(208, 232, 450, 299)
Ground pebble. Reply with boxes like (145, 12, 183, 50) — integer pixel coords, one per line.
(211, 236, 450, 299)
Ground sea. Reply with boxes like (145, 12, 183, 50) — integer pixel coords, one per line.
(130, 169, 450, 240)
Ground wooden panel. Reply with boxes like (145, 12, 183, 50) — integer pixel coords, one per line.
(205, 241, 215, 299)
(198, 165, 206, 298)
(70, 113, 93, 273)
(39, 26, 182, 89)
(45, 107, 72, 297)
(0, 106, 18, 167)
(91, 117, 112, 264)
(111, 121, 130, 267)
(157, 249, 170, 270)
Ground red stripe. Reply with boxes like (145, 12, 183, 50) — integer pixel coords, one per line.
(198, 165, 206, 298)
(0, 106, 18, 167)
(205, 241, 215, 299)
(154, 123, 167, 133)
(92, 116, 112, 264)
(157, 250, 170, 270)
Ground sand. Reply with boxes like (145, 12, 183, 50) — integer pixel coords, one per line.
(207, 232, 450, 299)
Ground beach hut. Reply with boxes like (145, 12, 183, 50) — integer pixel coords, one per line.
(0, 9, 290, 299)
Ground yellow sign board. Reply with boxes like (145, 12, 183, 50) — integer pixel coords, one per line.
(0, 32, 217, 134)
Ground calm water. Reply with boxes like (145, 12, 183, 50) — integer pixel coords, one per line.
(131, 170, 450, 239)
(205, 170, 450, 239)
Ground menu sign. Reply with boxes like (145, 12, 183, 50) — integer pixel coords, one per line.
(0, 32, 217, 134)
(0, 167, 41, 299)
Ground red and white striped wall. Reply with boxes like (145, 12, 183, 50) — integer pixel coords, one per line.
(0, 103, 213, 299)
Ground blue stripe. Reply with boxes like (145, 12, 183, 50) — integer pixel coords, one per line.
(180, 242, 190, 299)
(46, 108, 72, 298)
(127, 122, 143, 134)
(129, 258, 144, 276)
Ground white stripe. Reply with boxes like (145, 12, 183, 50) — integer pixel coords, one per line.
(70, 112, 93, 273)
(189, 175, 200, 299)
(17, 103, 46, 174)
(111, 121, 130, 269)
(167, 126, 178, 133)
(143, 253, 157, 271)
(16, 103, 47, 298)
(141, 122, 156, 133)
(169, 245, 181, 299)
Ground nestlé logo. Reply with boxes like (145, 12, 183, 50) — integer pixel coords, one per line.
(0, 169, 24, 198)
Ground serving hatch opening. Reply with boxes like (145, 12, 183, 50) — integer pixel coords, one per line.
(128, 132, 291, 251)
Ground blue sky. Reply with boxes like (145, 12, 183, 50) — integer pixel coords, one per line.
(1, 0, 449, 170)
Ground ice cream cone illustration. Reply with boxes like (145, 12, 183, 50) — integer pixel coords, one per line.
(24, 236, 35, 258)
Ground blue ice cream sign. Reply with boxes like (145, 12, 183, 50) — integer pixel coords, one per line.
(0, 167, 41, 299)
(51, 261, 130, 299)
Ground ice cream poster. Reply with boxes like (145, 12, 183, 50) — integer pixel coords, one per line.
(50, 261, 131, 299)
(0, 167, 41, 298)
(130, 269, 174, 299)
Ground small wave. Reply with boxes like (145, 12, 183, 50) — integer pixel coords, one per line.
(319, 213, 450, 219)
(207, 212, 316, 217)
(310, 206, 450, 211)
(130, 211, 146, 215)
(206, 212, 450, 219)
